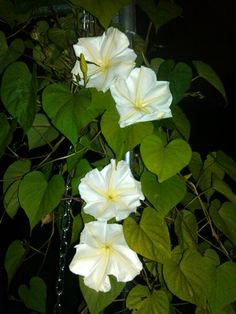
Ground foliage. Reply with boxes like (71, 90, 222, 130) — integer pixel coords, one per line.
(0, 0, 235, 313)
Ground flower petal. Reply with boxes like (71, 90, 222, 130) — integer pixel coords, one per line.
(110, 66, 173, 127)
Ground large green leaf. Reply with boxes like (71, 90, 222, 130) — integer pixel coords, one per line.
(192, 60, 227, 103)
(174, 210, 198, 250)
(79, 276, 125, 314)
(163, 247, 215, 306)
(71, 159, 92, 195)
(0, 113, 12, 157)
(0, 31, 24, 73)
(212, 178, 236, 204)
(141, 171, 186, 216)
(4, 240, 26, 285)
(1, 61, 35, 132)
(126, 285, 170, 314)
(69, 0, 131, 29)
(216, 150, 236, 183)
(18, 171, 64, 230)
(27, 113, 59, 150)
(198, 152, 225, 200)
(18, 277, 47, 314)
(123, 207, 171, 263)
(207, 262, 236, 313)
(171, 105, 191, 140)
(157, 61, 192, 104)
(43, 83, 98, 146)
(188, 151, 203, 182)
(141, 134, 192, 182)
(101, 106, 153, 160)
(137, 0, 182, 30)
(3, 160, 31, 218)
(210, 202, 236, 247)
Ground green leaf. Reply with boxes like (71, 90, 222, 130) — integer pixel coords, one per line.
(171, 105, 191, 140)
(198, 152, 225, 200)
(1, 61, 35, 132)
(158, 61, 192, 104)
(150, 57, 165, 73)
(18, 277, 47, 314)
(141, 134, 192, 182)
(216, 150, 236, 183)
(126, 285, 170, 314)
(192, 60, 227, 103)
(137, 0, 182, 30)
(27, 113, 59, 150)
(79, 276, 125, 314)
(123, 207, 171, 263)
(69, 0, 131, 29)
(3, 160, 31, 218)
(43, 83, 97, 146)
(71, 159, 92, 196)
(174, 210, 198, 250)
(163, 247, 215, 306)
(207, 262, 236, 313)
(0, 31, 24, 73)
(141, 171, 186, 216)
(0, 113, 12, 157)
(188, 152, 203, 182)
(4, 240, 26, 285)
(70, 213, 83, 245)
(210, 202, 236, 247)
(101, 106, 153, 160)
(212, 179, 236, 203)
(18, 171, 64, 230)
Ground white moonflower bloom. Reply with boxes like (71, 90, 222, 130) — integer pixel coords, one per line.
(71, 27, 137, 92)
(78, 159, 144, 221)
(69, 221, 143, 292)
(110, 66, 173, 127)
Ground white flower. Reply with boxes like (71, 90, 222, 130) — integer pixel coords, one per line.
(110, 66, 173, 128)
(78, 159, 144, 221)
(71, 27, 136, 92)
(69, 221, 143, 292)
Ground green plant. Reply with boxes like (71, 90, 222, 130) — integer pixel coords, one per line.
(1, 1, 235, 313)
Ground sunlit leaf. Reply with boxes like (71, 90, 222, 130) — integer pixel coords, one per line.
(193, 60, 227, 103)
(79, 276, 125, 314)
(1, 61, 35, 132)
(123, 207, 171, 263)
(141, 134, 191, 182)
(126, 285, 170, 313)
(4, 240, 26, 284)
(18, 277, 47, 314)
(18, 171, 64, 230)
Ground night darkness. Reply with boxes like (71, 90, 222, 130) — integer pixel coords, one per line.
(137, 0, 236, 159)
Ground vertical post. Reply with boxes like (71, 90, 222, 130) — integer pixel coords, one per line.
(118, 3, 136, 165)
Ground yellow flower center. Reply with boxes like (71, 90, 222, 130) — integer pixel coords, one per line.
(134, 100, 150, 113)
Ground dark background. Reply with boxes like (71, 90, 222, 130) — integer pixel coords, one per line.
(138, 0, 236, 159)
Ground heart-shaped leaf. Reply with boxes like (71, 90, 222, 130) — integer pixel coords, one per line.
(19, 171, 64, 230)
(141, 134, 192, 182)
(126, 285, 170, 314)
(80, 276, 125, 314)
(43, 83, 97, 146)
(4, 240, 26, 285)
(1, 61, 35, 132)
(141, 171, 186, 216)
(0, 31, 24, 73)
(123, 207, 171, 263)
(18, 277, 47, 314)
(101, 106, 153, 160)
(27, 113, 59, 150)
(69, 0, 131, 29)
